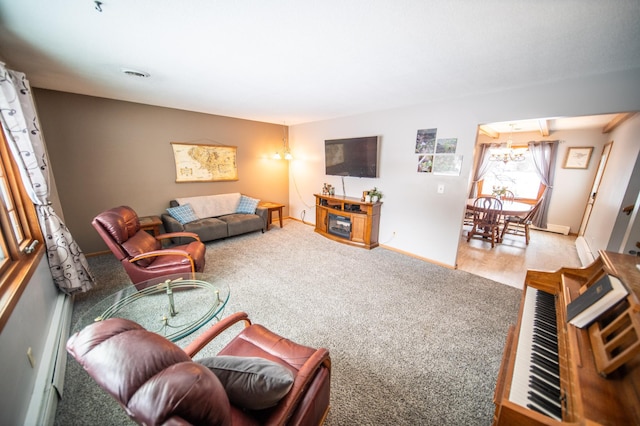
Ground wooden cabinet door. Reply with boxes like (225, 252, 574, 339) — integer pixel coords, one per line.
(351, 214, 367, 243)
(316, 207, 328, 233)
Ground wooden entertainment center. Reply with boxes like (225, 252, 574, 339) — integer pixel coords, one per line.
(314, 194, 382, 249)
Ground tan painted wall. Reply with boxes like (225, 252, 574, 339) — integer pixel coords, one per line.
(33, 89, 289, 254)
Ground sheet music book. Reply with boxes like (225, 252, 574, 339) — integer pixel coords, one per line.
(567, 275, 613, 320)
(567, 275, 628, 328)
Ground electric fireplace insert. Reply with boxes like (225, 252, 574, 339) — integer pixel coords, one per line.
(328, 213, 351, 239)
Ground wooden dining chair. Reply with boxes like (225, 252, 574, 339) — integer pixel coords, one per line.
(497, 190, 515, 226)
(500, 198, 543, 245)
(501, 190, 515, 202)
(466, 196, 503, 248)
(463, 206, 475, 227)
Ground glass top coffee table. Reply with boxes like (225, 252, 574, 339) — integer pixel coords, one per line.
(73, 273, 229, 342)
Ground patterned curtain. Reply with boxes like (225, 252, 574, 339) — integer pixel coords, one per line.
(0, 63, 95, 294)
(527, 140, 559, 228)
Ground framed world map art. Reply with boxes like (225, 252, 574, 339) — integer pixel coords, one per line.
(171, 142, 238, 182)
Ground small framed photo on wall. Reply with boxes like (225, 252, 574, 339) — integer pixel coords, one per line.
(563, 146, 594, 169)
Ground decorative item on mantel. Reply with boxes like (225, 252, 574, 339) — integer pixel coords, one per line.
(322, 183, 335, 196)
(367, 187, 383, 203)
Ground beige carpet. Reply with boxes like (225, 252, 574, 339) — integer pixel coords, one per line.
(56, 220, 522, 425)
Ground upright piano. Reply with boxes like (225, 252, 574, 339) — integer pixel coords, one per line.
(493, 251, 640, 425)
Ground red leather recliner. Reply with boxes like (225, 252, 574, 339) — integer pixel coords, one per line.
(91, 206, 206, 289)
(67, 312, 332, 425)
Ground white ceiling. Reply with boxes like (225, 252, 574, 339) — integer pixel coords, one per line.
(0, 1, 638, 126)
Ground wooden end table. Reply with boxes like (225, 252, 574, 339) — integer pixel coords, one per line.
(259, 202, 285, 230)
(139, 215, 162, 236)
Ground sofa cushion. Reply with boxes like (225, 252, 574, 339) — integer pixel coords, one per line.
(182, 217, 229, 241)
(197, 356, 294, 410)
(176, 193, 241, 219)
(236, 195, 259, 214)
(166, 204, 199, 225)
(220, 213, 264, 236)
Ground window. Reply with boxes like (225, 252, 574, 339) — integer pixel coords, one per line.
(0, 128, 44, 332)
(479, 147, 544, 201)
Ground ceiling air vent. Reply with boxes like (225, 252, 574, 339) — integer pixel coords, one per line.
(121, 68, 150, 78)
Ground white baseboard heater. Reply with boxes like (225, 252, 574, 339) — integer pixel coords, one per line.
(575, 236, 596, 266)
(531, 223, 571, 235)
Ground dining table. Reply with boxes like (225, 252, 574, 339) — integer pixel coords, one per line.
(466, 198, 533, 217)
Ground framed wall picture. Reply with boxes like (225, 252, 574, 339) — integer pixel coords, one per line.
(171, 142, 238, 182)
(415, 128, 437, 154)
(433, 154, 463, 176)
(563, 146, 594, 169)
(417, 154, 434, 173)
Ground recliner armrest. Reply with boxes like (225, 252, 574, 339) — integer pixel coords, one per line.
(156, 232, 201, 242)
(130, 249, 196, 272)
(184, 312, 252, 357)
(266, 347, 331, 425)
(183, 311, 332, 425)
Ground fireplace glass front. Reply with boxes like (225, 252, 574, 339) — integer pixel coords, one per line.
(328, 213, 351, 239)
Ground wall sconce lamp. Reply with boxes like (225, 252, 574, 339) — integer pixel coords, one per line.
(273, 123, 293, 160)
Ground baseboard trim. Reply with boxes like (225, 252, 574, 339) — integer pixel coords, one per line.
(288, 217, 312, 226)
(380, 244, 456, 269)
(290, 217, 455, 268)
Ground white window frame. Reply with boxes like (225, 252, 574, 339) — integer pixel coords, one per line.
(478, 146, 545, 202)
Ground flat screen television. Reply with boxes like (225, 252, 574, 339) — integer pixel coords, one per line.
(324, 136, 379, 178)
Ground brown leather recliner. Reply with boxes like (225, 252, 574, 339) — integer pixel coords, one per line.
(67, 312, 332, 426)
(91, 206, 206, 289)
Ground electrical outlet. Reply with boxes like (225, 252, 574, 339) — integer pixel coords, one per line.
(437, 184, 445, 194)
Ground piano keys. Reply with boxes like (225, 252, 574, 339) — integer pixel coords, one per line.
(509, 286, 562, 420)
(492, 251, 640, 426)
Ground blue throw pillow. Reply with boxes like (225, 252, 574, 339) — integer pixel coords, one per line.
(166, 203, 199, 224)
(236, 195, 259, 214)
